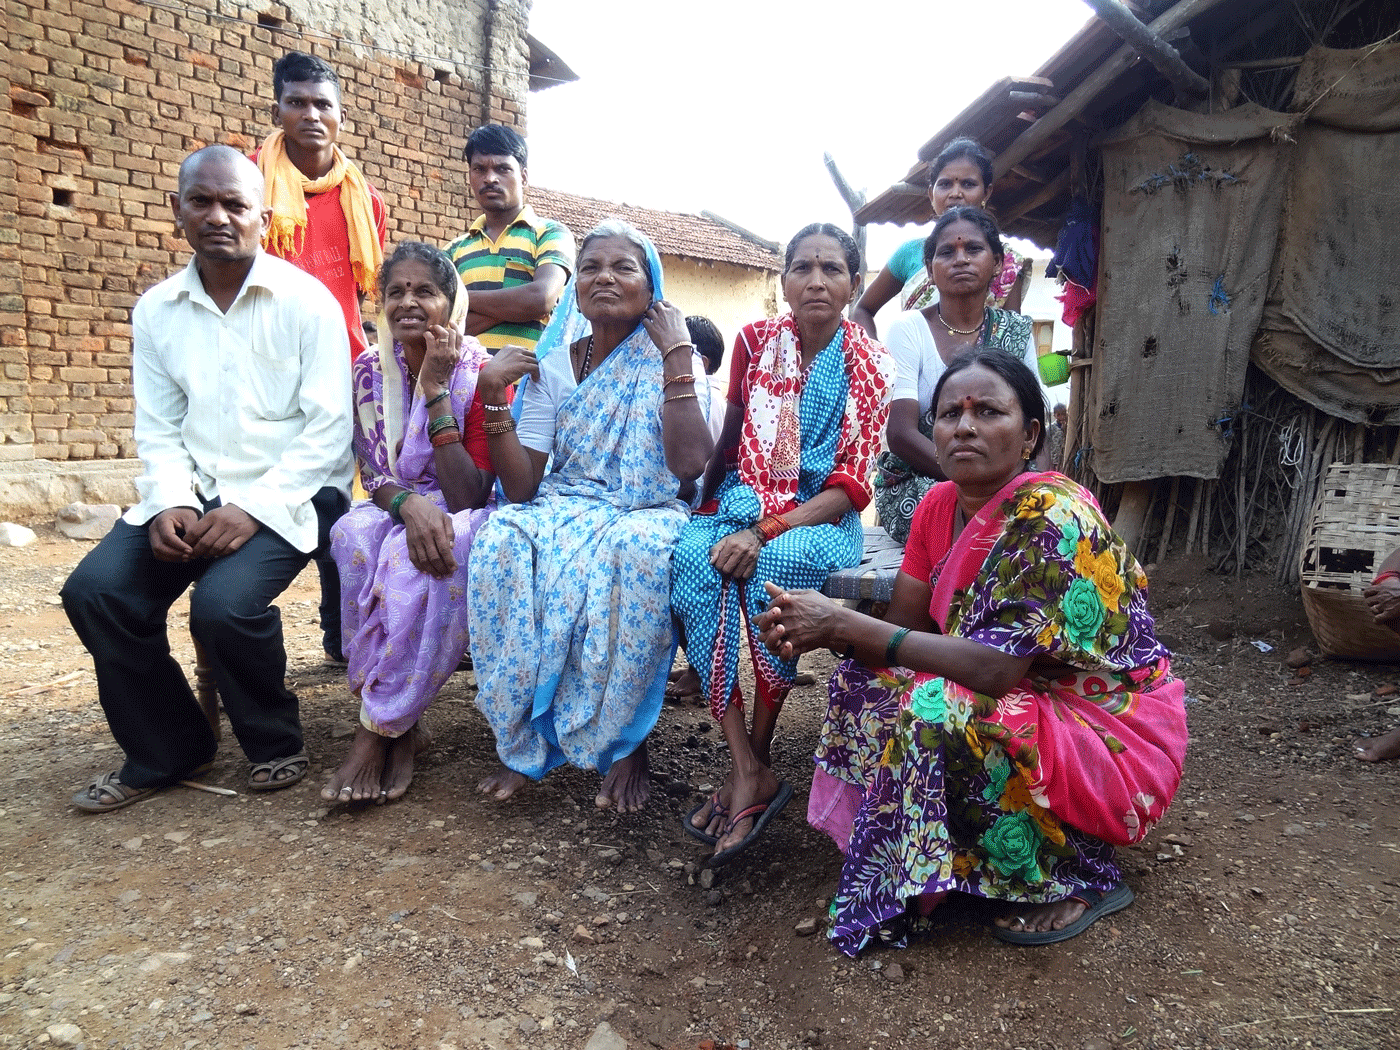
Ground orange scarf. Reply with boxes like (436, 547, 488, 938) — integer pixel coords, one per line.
(256, 129, 382, 295)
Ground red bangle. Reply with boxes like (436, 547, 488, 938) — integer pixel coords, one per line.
(430, 428, 461, 448)
(1374, 570, 1400, 586)
(754, 514, 791, 543)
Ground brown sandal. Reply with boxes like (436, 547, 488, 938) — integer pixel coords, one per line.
(247, 751, 309, 792)
(72, 771, 157, 813)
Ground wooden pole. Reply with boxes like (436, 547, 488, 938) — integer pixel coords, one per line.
(1184, 477, 1203, 555)
(1200, 480, 1213, 560)
(1081, 0, 1211, 98)
(1155, 475, 1182, 565)
(1114, 481, 1155, 557)
(823, 152, 867, 284)
(993, 0, 1235, 180)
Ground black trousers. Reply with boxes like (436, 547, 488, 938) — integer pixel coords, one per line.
(316, 549, 342, 660)
(61, 488, 346, 789)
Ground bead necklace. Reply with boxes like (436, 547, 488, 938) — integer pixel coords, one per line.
(936, 304, 984, 337)
(579, 336, 595, 381)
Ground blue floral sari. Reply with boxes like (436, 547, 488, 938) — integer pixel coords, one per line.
(467, 235, 699, 778)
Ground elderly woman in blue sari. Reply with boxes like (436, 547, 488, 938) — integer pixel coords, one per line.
(673, 223, 896, 864)
(468, 220, 713, 812)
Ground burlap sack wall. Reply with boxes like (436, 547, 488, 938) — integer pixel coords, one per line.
(1088, 101, 1293, 482)
(1253, 41, 1400, 423)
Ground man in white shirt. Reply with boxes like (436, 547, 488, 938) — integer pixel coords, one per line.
(61, 145, 353, 812)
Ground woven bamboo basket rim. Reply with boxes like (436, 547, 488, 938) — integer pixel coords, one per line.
(1299, 462, 1400, 660)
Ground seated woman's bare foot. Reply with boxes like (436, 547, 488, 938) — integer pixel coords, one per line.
(665, 666, 701, 701)
(994, 897, 1087, 934)
(382, 722, 433, 801)
(478, 764, 530, 801)
(1354, 726, 1400, 762)
(596, 743, 650, 813)
(713, 763, 781, 856)
(321, 725, 390, 803)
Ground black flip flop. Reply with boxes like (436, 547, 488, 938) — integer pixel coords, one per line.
(683, 792, 727, 845)
(991, 883, 1135, 945)
(707, 781, 794, 868)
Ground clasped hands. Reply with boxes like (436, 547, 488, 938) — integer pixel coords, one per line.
(149, 505, 259, 562)
(756, 580, 839, 661)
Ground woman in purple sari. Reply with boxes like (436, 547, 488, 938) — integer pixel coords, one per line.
(322, 242, 498, 803)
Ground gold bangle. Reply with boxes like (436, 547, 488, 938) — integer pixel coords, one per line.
(664, 392, 698, 404)
(483, 418, 516, 435)
(662, 341, 695, 359)
(664, 373, 696, 388)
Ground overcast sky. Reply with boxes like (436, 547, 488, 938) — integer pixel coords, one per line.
(524, 0, 1095, 263)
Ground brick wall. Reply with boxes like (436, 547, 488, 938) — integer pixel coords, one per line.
(0, 0, 532, 461)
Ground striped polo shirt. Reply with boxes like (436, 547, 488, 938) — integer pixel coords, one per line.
(445, 204, 575, 354)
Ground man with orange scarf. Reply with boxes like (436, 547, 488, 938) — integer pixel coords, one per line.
(257, 50, 386, 360)
(256, 50, 386, 663)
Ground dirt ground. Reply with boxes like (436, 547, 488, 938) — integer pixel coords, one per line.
(0, 528, 1397, 1050)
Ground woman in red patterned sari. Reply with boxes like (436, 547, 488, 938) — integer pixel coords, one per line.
(671, 224, 895, 865)
(758, 350, 1187, 955)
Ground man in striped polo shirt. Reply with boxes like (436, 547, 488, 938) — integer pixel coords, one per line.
(446, 125, 574, 355)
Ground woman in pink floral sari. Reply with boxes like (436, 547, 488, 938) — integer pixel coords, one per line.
(322, 242, 499, 804)
(758, 350, 1187, 956)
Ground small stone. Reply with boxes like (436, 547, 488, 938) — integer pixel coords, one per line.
(1083, 1039, 1113, 1050)
(1249, 887, 1265, 897)
(517, 1017, 539, 1035)
(698, 868, 715, 890)
(1377, 683, 1399, 697)
(584, 1021, 628, 1050)
(122, 836, 143, 851)
(1205, 620, 1234, 641)
(55, 503, 121, 540)
(163, 831, 191, 843)
(520, 936, 545, 949)
(705, 890, 723, 907)
(1294, 666, 1312, 678)
(885, 962, 905, 983)
(1283, 914, 1298, 927)
(1161, 832, 1192, 847)
(191, 1009, 213, 1022)
(513, 891, 537, 907)
(0, 523, 37, 547)
(343, 953, 362, 973)
(793, 917, 818, 937)
(233, 1003, 257, 1016)
(45, 1023, 83, 1046)
(116, 890, 141, 905)
(1284, 647, 1311, 669)
(330, 721, 357, 739)
(592, 914, 612, 927)
(573, 924, 596, 943)
(1282, 823, 1308, 837)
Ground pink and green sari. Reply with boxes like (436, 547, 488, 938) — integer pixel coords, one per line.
(811, 471, 1188, 956)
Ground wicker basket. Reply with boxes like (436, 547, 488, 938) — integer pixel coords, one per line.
(1299, 462, 1400, 660)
